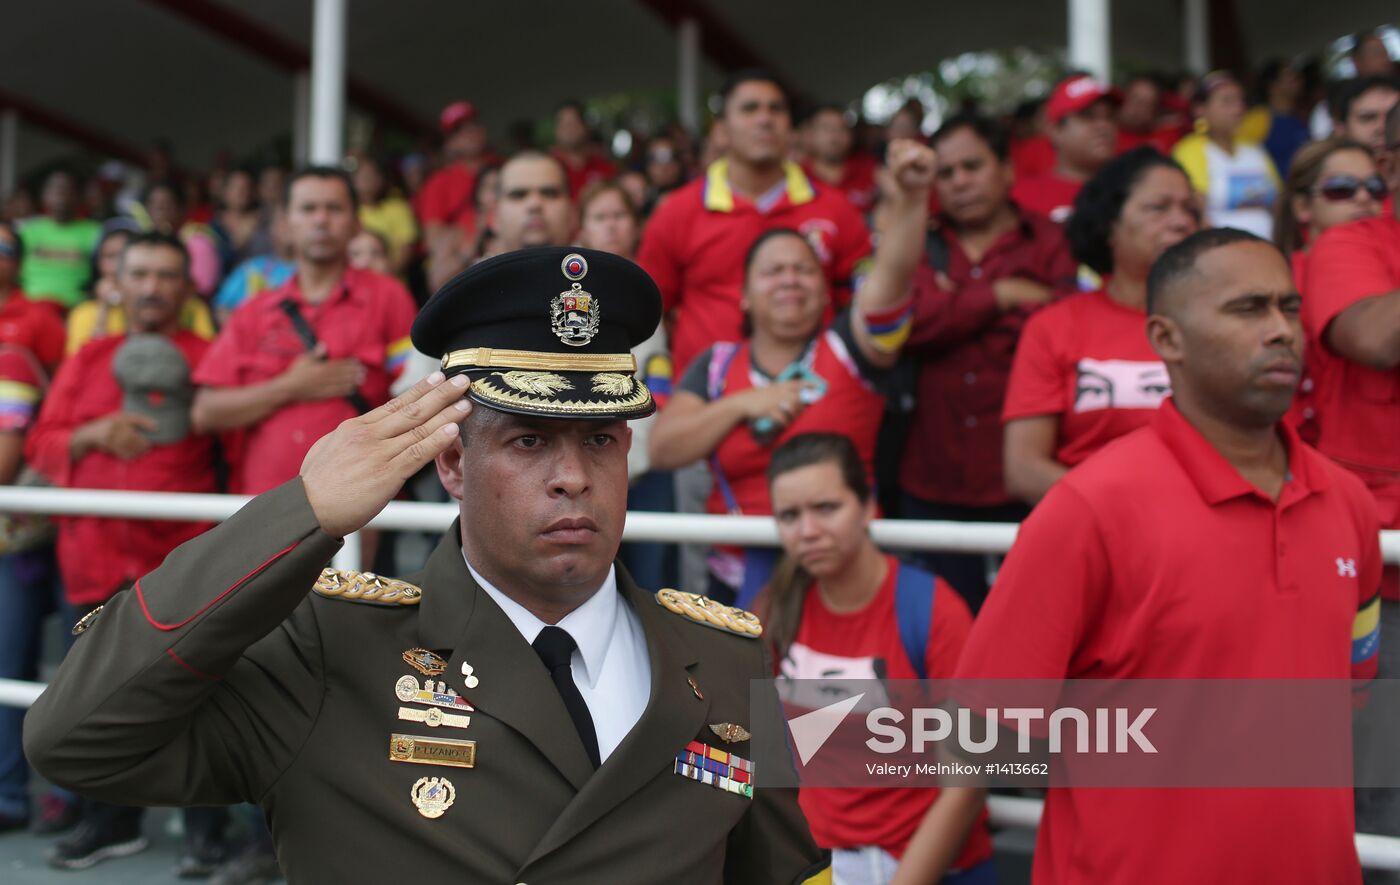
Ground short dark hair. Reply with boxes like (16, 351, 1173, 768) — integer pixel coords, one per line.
(119, 230, 191, 276)
(1068, 146, 1190, 275)
(930, 112, 1009, 160)
(719, 69, 787, 115)
(284, 165, 359, 212)
(0, 220, 23, 264)
(742, 227, 815, 280)
(495, 150, 569, 196)
(800, 103, 846, 126)
(555, 99, 586, 118)
(1334, 75, 1400, 123)
(143, 178, 184, 208)
(1145, 227, 1268, 316)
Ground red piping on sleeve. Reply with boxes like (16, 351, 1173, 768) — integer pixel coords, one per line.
(166, 648, 222, 681)
(136, 542, 299, 631)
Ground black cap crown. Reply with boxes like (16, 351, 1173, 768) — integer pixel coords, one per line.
(411, 247, 662, 420)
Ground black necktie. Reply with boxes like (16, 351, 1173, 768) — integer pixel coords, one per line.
(532, 626, 601, 769)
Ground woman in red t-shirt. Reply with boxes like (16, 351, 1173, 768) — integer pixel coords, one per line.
(760, 433, 994, 885)
(649, 140, 935, 603)
(1002, 147, 1199, 504)
(1271, 137, 1383, 445)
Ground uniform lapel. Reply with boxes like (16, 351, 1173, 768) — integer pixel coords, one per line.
(524, 567, 709, 867)
(413, 524, 594, 791)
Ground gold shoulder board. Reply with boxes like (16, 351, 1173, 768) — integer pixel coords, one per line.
(654, 589, 762, 639)
(313, 569, 422, 606)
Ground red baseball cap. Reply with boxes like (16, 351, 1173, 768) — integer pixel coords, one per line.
(1046, 75, 1120, 125)
(439, 101, 479, 134)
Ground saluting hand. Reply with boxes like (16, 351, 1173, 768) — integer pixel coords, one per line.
(300, 372, 472, 538)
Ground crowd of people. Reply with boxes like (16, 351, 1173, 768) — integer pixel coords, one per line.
(1, 25, 1400, 884)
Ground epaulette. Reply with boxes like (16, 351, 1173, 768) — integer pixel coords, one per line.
(312, 569, 422, 606)
(655, 589, 761, 639)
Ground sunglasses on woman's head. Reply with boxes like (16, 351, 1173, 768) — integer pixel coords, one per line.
(1313, 175, 1387, 202)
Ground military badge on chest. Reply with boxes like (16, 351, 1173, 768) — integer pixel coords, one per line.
(393, 649, 479, 818)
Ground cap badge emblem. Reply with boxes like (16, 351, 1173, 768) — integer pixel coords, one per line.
(551, 283, 601, 347)
(561, 252, 588, 281)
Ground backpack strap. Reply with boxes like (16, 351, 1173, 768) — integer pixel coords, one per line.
(893, 561, 936, 680)
(705, 342, 744, 514)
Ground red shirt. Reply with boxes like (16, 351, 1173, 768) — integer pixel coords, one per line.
(956, 399, 1381, 885)
(1010, 135, 1056, 180)
(1302, 215, 1400, 531)
(1002, 289, 1168, 468)
(194, 268, 416, 494)
(801, 153, 879, 212)
(1009, 175, 1083, 224)
(25, 333, 218, 605)
(0, 289, 67, 371)
(415, 157, 501, 236)
(902, 211, 1078, 505)
(780, 556, 993, 868)
(553, 149, 618, 200)
(1116, 126, 1181, 155)
(697, 330, 885, 519)
(636, 160, 872, 376)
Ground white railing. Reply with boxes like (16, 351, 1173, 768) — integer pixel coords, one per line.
(2, 486, 1400, 869)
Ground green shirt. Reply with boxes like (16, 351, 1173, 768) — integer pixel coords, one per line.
(19, 217, 101, 309)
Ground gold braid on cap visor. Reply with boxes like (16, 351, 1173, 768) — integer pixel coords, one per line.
(440, 348, 637, 373)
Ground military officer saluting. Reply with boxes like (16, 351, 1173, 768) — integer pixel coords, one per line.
(24, 247, 828, 884)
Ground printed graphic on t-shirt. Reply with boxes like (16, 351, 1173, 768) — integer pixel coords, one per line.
(1072, 358, 1170, 413)
(780, 641, 890, 710)
(1226, 172, 1275, 210)
(798, 217, 838, 265)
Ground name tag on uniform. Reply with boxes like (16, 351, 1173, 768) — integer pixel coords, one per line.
(389, 734, 477, 768)
(674, 741, 753, 799)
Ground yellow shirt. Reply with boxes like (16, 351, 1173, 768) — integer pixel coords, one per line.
(359, 196, 419, 265)
(65, 298, 216, 357)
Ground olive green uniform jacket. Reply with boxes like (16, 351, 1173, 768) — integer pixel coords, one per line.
(24, 480, 826, 884)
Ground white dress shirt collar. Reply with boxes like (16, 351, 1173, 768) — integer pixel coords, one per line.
(463, 554, 620, 690)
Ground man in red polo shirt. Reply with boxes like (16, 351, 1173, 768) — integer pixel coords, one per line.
(637, 69, 872, 379)
(417, 101, 501, 259)
(898, 113, 1077, 612)
(551, 100, 617, 200)
(802, 105, 879, 213)
(191, 167, 416, 495)
(957, 229, 1381, 884)
(1011, 75, 1119, 223)
(25, 232, 228, 872)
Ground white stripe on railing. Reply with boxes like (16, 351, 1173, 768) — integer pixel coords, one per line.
(2, 487, 1399, 869)
(0, 485, 1395, 559)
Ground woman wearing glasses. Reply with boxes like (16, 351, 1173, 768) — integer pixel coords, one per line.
(1274, 137, 1385, 443)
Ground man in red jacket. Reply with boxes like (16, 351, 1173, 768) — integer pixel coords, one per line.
(24, 232, 226, 874)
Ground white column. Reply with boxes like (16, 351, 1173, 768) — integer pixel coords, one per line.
(309, 0, 346, 164)
(678, 18, 701, 135)
(1183, 0, 1210, 75)
(293, 71, 311, 166)
(0, 110, 17, 197)
(1067, 0, 1111, 82)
